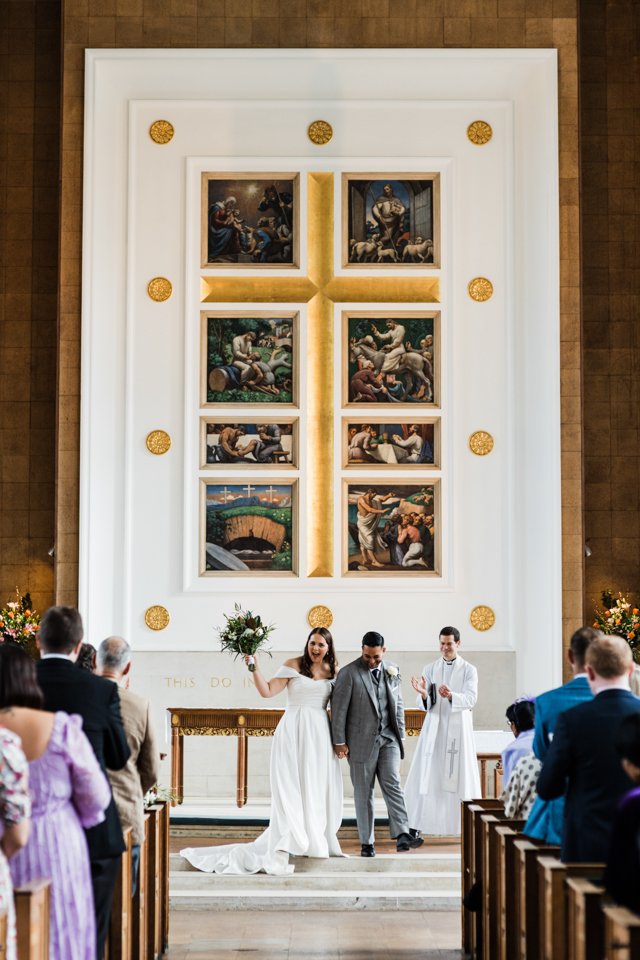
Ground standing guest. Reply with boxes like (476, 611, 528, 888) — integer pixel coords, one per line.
(536, 635, 640, 862)
(95, 636, 159, 894)
(331, 631, 422, 857)
(404, 627, 481, 837)
(525, 625, 598, 844)
(0, 644, 110, 960)
(0, 726, 30, 960)
(502, 700, 536, 786)
(36, 606, 130, 960)
(604, 712, 640, 914)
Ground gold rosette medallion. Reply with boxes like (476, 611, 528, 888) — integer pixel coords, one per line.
(147, 277, 173, 302)
(307, 120, 333, 145)
(144, 605, 170, 631)
(149, 120, 174, 144)
(470, 605, 495, 631)
(467, 120, 492, 145)
(307, 605, 334, 629)
(467, 277, 493, 302)
(469, 431, 494, 456)
(146, 430, 171, 455)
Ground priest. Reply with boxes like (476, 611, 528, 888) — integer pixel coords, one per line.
(405, 626, 481, 836)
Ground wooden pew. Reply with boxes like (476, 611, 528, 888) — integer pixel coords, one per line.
(132, 812, 149, 960)
(146, 804, 162, 960)
(0, 910, 7, 958)
(602, 905, 640, 959)
(157, 800, 170, 954)
(496, 822, 526, 960)
(462, 798, 504, 959)
(513, 839, 560, 960)
(566, 878, 606, 960)
(538, 857, 605, 960)
(481, 811, 518, 960)
(108, 827, 133, 960)
(14, 879, 50, 960)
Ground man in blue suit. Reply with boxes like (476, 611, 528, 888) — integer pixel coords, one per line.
(524, 626, 598, 844)
(536, 636, 640, 862)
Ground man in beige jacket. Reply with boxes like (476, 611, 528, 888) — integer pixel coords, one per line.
(96, 636, 159, 892)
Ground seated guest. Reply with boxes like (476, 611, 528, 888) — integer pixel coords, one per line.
(537, 635, 640, 862)
(604, 713, 640, 914)
(95, 636, 159, 895)
(36, 606, 130, 960)
(0, 644, 111, 960)
(502, 753, 542, 820)
(502, 699, 535, 785)
(525, 625, 597, 843)
(76, 642, 97, 673)
(0, 727, 31, 960)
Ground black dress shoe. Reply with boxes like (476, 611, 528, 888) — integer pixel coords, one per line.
(409, 828, 421, 840)
(397, 832, 424, 851)
(361, 844, 375, 857)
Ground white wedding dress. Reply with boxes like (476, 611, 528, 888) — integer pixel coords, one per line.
(180, 666, 344, 875)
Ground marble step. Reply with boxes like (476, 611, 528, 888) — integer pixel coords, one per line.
(173, 870, 459, 893)
(171, 852, 460, 874)
(169, 890, 460, 910)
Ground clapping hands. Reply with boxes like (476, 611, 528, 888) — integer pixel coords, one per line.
(438, 684, 452, 701)
(411, 675, 428, 697)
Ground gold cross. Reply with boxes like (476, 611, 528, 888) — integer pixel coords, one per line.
(201, 173, 440, 577)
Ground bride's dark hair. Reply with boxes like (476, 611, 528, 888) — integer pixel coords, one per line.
(299, 627, 337, 679)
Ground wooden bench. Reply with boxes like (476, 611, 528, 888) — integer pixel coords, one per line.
(14, 879, 51, 960)
(602, 905, 640, 959)
(480, 811, 515, 960)
(157, 800, 170, 955)
(462, 798, 504, 959)
(146, 805, 162, 960)
(108, 827, 133, 960)
(513, 839, 561, 960)
(495, 822, 526, 960)
(566, 877, 606, 960)
(538, 857, 605, 960)
(132, 812, 149, 960)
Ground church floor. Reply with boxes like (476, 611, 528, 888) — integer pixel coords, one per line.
(166, 908, 463, 958)
(167, 832, 463, 957)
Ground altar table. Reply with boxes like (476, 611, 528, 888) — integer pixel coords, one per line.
(169, 707, 502, 807)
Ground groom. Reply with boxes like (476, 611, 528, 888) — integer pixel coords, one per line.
(331, 631, 423, 857)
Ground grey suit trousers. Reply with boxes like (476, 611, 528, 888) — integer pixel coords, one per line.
(348, 738, 410, 844)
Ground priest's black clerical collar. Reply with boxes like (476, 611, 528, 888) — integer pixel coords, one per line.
(443, 657, 457, 665)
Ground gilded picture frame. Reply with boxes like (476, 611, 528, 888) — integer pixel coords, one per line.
(342, 173, 440, 269)
(342, 310, 440, 408)
(342, 417, 440, 470)
(200, 418, 299, 470)
(201, 310, 299, 409)
(201, 172, 300, 269)
(343, 480, 440, 577)
(200, 479, 298, 577)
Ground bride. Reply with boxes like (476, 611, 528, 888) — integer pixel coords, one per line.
(181, 628, 344, 875)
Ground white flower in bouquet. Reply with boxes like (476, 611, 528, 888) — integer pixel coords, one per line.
(218, 603, 275, 672)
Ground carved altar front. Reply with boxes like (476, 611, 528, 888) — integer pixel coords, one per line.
(169, 707, 501, 807)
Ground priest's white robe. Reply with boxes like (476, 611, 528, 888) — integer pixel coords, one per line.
(404, 655, 481, 835)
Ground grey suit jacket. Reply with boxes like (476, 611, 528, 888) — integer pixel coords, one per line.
(331, 657, 405, 762)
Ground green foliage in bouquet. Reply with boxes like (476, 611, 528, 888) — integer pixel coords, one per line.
(593, 590, 640, 662)
(218, 602, 275, 671)
(0, 589, 40, 652)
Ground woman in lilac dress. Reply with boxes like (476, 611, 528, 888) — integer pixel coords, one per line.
(0, 644, 111, 960)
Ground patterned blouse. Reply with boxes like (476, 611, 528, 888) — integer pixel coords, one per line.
(501, 752, 542, 820)
(0, 727, 31, 960)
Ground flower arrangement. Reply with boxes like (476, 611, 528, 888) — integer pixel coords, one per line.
(0, 589, 40, 650)
(593, 590, 640, 662)
(218, 603, 275, 672)
(143, 784, 179, 808)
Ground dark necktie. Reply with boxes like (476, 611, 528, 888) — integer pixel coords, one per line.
(372, 668, 381, 684)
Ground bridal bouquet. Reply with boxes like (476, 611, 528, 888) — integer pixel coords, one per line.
(218, 603, 274, 672)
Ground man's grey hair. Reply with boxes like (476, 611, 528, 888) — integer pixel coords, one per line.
(97, 636, 131, 673)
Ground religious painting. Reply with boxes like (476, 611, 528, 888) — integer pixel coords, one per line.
(201, 311, 298, 407)
(201, 418, 298, 469)
(343, 311, 439, 407)
(342, 174, 440, 268)
(343, 419, 439, 469)
(201, 480, 297, 576)
(201, 173, 299, 268)
(343, 481, 440, 576)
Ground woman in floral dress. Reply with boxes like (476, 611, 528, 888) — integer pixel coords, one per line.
(0, 727, 31, 960)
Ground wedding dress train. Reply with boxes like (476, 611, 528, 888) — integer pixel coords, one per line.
(180, 666, 344, 876)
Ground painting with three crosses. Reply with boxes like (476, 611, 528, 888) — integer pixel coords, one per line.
(199, 171, 441, 578)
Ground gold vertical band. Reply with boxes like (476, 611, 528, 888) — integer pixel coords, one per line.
(307, 173, 334, 577)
